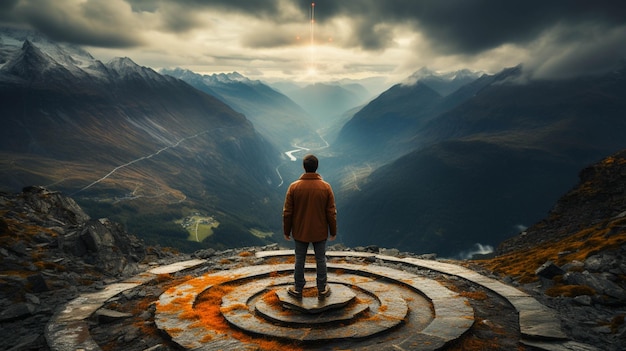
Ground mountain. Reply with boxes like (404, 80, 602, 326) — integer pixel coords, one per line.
(336, 65, 626, 257)
(333, 68, 491, 164)
(496, 149, 626, 255)
(277, 82, 371, 132)
(334, 81, 444, 163)
(161, 68, 324, 151)
(1, 172, 624, 350)
(0, 31, 285, 251)
(404, 67, 483, 96)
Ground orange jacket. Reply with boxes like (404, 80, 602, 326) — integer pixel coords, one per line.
(283, 173, 337, 242)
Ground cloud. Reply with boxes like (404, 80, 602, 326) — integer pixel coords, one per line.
(1, 0, 625, 81)
(457, 243, 494, 260)
(525, 23, 626, 79)
(9, 0, 143, 47)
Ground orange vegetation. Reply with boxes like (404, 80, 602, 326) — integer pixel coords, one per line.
(460, 291, 488, 301)
(545, 285, 595, 297)
(158, 274, 303, 351)
(476, 218, 626, 284)
(261, 289, 281, 307)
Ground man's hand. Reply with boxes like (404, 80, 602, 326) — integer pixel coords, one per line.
(284, 234, 292, 241)
(329, 234, 337, 242)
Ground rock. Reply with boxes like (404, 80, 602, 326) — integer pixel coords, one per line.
(0, 303, 35, 322)
(380, 248, 399, 256)
(26, 273, 49, 293)
(364, 245, 379, 253)
(6, 333, 42, 351)
(563, 271, 624, 298)
(95, 308, 133, 323)
(574, 295, 593, 306)
(585, 254, 618, 272)
(419, 253, 437, 260)
(535, 260, 565, 279)
(21, 186, 90, 225)
(194, 248, 216, 259)
(328, 243, 347, 251)
(562, 260, 585, 272)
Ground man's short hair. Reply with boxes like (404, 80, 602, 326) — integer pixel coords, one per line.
(303, 154, 318, 172)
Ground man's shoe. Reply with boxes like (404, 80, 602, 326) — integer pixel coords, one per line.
(287, 286, 302, 298)
(318, 285, 331, 299)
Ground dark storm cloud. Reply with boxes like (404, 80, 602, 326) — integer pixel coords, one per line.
(3, 0, 142, 48)
(127, 0, 284, 19)
(2, 0, 624, 79)
(295, 0, 626, 54)
(3, 0, 625, 53)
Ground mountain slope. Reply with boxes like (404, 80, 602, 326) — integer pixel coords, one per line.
(161, 68, 324, 151)
(0, 34, 284, 250)
(337, 65, 626, 257)
(281, 82, 369, 131)
(334, 81, 444, 162)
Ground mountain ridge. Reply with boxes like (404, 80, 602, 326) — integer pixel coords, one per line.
(1, 148, 624, 349)
(0, 33, 285, 250)
(335, 63, 626, 257)
(161, 67, 323, 152)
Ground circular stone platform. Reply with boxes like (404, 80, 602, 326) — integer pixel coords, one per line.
(275, 283, 356, 314)
(155, 263, 474, 350)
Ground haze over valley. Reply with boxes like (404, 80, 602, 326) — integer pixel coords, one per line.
(1, 1, 626, 257)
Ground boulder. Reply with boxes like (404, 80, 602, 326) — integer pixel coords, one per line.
(535, 261, 565, 279)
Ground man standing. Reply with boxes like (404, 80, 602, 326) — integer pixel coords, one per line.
(283, 154, 337, 299)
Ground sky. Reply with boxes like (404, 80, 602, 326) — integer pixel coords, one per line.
(1, 0, 626, 87)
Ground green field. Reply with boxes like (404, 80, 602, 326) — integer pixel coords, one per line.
(176, 215, 219, 242)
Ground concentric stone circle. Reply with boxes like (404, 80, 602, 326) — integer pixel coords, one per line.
(155, 262, 474, 350)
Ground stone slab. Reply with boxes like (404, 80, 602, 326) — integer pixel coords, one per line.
(521, 339, 602, 351)
(276, 283, 356, 313)
(147, 259, 206, 274)
(256, 293, 369, 326)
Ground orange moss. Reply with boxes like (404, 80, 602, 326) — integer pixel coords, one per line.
(200, 334, 213, 343)
(265, 257, 286, 265)
(193, 284, 302, 351)
(302, 287, 319, 298)
(476, 219, 626, 283)
(167, 327, 184, 336)
(610, 314, 625, 333)
(545, 285, 595, 297)
(155, 273, 172, 283)
(220, 303, 248, 313)
(460, 291, 488, 301)
(238, 251, 253, 257)
(262, 290, 281, 308)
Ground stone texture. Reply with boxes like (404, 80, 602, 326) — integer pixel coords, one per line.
(275, 283, 356, 314)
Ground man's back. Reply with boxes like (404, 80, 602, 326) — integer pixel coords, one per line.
(283, 172, 337, 243)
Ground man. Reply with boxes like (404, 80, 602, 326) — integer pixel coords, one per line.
(283, 154, 337, 299)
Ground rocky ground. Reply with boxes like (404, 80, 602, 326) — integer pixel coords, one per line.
(2, 147, 626, 351)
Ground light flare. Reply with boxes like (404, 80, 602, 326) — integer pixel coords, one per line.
(308, 2, 316, 76)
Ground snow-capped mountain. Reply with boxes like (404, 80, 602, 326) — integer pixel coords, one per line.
(403, 67, 484, 96)
(0, 28, 285, 251)
(162, 67, 324, 151)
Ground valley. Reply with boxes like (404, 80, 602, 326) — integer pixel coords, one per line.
(1, 28, 626, 258)
(177, 213, 218, 242)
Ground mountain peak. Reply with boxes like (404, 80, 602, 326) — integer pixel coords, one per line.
(106, 57, 163, 81)
(0, 39, 61, 80)
(211, 71, 250, 83)
(403, 67, 483, 96)
(106, 56, 139, 69)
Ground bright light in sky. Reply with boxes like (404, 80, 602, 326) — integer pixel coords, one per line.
(1, 0, 625, 86)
